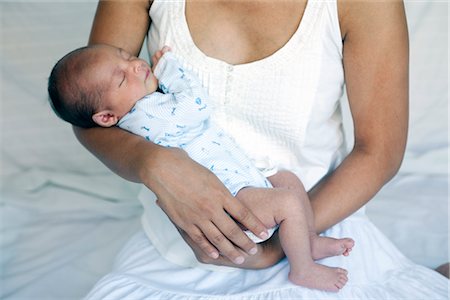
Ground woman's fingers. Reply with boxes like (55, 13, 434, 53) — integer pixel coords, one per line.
(223, 197, 269, 243)
(211, 211, 260, 258)
(179, 230, 240, 266)
(180, 228, 283, 269)
(180, 225, 219, 260)
(190, 198, 268, 263)
(182, 209, 258, 264)
(178, 220, 249, 265)
(201, 220, 247, 264)
(155, 195, 220, 260)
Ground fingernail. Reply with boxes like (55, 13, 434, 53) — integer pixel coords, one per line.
(234, 256, 245, 264)
(209, 252, 219, 259)
(249, 247, 258, 255)
(259, 231, 269, 239)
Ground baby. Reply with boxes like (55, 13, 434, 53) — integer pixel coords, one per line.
(48, 44, 354, 292)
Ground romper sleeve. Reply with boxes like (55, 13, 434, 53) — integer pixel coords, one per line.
(141, 52, 211, 126)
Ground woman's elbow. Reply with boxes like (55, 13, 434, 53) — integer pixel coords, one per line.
(384, 148, 405, 181)
(353, 136, 407, 183)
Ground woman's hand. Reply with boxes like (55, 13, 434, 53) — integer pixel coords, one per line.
(144, 147, 269, 265)
(179, 228, 285, 269)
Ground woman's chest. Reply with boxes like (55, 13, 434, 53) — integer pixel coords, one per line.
(149, 0, 346, 171)
(184, 1, 307, 65)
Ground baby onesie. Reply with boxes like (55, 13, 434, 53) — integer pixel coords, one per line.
(118, 53, 276, 242)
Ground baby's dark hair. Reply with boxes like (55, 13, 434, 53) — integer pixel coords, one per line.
(48, 46, 105, 128)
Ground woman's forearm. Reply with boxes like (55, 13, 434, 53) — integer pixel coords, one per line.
(73, 126, 158, 183)
(308, 0, 409, 233)
(80, 1, 153, 181)
(77, 0, 156, 182)
(309, 145, 404, 233)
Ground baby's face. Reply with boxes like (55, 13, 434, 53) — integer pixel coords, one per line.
(87, 45, 158, 119)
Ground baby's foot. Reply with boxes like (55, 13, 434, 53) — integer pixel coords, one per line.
(289, 264, 348, 292)
(311, 236, 354, 260)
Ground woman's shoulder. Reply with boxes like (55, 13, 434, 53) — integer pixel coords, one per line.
(338, 0, 407, 41)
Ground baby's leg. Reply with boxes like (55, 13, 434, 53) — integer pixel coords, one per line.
(268, 171, 354, 259)
(236, 186, 348, 292)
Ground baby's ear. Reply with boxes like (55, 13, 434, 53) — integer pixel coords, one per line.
(92, 110, 119, 127)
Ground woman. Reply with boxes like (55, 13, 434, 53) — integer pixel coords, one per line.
(79, 0, 448, 298)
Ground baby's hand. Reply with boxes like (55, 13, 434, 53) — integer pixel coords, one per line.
(151, 46, 171, 71)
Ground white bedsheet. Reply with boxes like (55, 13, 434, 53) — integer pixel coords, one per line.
(0, 1, 448, 299)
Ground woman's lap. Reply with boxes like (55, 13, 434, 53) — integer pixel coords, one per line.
(85, 209, 449, 299)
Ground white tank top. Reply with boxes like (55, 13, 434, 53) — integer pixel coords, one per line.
(140, 0, 347, 270)
(148, 0, 346, 190)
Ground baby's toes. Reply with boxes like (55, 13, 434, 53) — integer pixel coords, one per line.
(343, 248, 352, 256)
(333, 269, 348, 290)
(344, 238, 355, 249)
(337, 268, 348, 275)
(341, 238, 354, 256)
(337, 270, 348, 286)
(335, 281, 345, 290)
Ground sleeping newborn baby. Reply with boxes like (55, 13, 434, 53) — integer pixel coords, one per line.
(48, 44, 354, 292)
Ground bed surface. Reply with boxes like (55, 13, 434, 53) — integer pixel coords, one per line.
(1, 1, 448, 299)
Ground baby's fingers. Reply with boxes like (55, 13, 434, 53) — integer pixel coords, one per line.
(161, 45, 171, 54)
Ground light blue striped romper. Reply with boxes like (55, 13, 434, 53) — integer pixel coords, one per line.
(118, 53, 272, 197)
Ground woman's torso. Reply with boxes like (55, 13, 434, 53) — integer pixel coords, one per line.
(147, 0, 346, 190)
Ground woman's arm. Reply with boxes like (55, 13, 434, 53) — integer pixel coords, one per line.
(309, 0, 409, 232)
(88, 0, 150, 56)
(75, 0, 268, 265)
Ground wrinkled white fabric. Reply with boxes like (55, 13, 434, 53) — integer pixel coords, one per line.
(85, 209, 448, 299)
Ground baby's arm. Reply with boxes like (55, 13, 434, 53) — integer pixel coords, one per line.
(149, 50, 211, 124)
(153, 50, 206, 97)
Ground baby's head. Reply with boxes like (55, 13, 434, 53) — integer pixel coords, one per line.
(48, 44, 158, 128)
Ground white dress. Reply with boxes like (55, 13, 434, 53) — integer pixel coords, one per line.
(85, 0, 449, 298)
